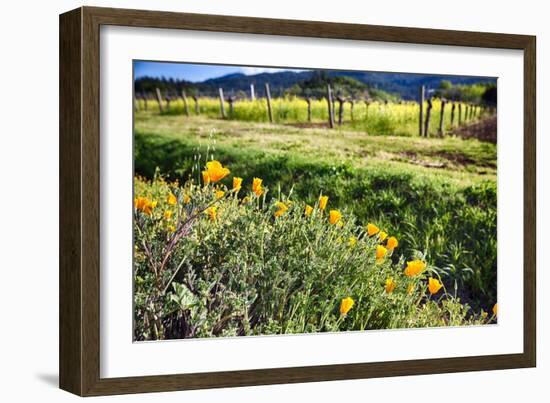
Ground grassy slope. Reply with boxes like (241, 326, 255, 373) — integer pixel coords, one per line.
(134, 113, 497, 309)
(136, 114, 496, 182)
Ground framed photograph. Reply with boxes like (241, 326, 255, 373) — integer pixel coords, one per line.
(59, 6, 536, 396)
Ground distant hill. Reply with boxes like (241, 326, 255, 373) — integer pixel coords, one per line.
(202, 71, 305, 96)
(330, 71, 495, 100)
(135, 69, 496, 101)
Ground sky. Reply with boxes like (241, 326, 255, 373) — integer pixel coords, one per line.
(134, 61, 303, 82)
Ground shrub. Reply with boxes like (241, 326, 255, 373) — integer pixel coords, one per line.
(133, 162, 492, 341)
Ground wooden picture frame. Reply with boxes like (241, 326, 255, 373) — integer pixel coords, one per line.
(59, 6, 536, 396)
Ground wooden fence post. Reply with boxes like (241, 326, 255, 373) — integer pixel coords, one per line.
(218, 88, 226, 119)
(227, 96, 235, 119)
(458, 103, 462, 126)
(265, 83, 273, 123)
(450, 103, 456, 127)
(465, 105, 470, 122)
(326, 84, 335, 129)
(306, 97, 312, 122)
(418, 85, 425, 136)
(349, 99, 355, 121)
(337, 96, 345, 126)
(438, 99, 446, 137)
(424, 98, 432, 137)
(155, 88, 164, 113)
(181, 90, 189, 116)
(250, 84, 255, 101)
(165, 95, 171, 111)
(193, 95, 199, 115)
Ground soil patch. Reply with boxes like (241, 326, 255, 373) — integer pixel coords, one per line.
(286, 122, 331, 129)
(450, 116, 497, 144)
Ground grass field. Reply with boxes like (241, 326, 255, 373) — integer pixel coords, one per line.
(134, 110, 497, 316)
(137, 97, 487, 138)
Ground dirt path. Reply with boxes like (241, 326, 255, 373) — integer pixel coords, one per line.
(450, 116, 497, 144)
